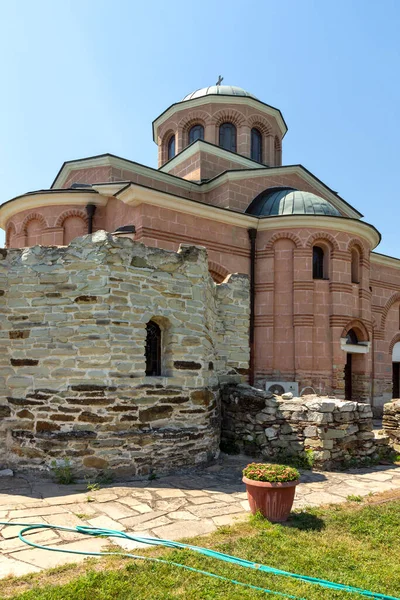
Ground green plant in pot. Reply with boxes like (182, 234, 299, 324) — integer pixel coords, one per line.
(242, 463, 300, 522)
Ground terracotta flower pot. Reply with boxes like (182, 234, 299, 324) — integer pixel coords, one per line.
(242, 476, 299, 522)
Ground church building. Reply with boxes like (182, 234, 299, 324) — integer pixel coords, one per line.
(2, 82, 399, 413)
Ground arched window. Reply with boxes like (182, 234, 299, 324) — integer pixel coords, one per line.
(26, 219, 43, 246)
(188, 124, 204, 144)
(219, 122, 236, 152)
(351, 248, 360, 284)
(251, 128, 262, 162)
(312, 246, 325, 279)
(167, 135, 175, 160)
(274, 137, 281, 166)
(145, 320, 162, 376)
(346, 329, 358, 345)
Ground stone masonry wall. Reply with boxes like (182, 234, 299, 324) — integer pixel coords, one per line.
(383, 400, 400, 452)
(0, 232, 250, 476)
(222, 384, 375, 468)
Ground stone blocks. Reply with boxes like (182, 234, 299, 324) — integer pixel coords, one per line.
(221, 385, 375, 468)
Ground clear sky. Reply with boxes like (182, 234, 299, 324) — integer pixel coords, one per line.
(1, 0, 399, 255)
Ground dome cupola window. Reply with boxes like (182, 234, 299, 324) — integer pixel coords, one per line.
(219, 122, 236, 153)
(188, 124, 204, 144)
(167, 135, 175, 160)
(251, 128, 263, 163)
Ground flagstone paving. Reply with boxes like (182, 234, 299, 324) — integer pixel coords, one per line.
(0, 455, 400, 578)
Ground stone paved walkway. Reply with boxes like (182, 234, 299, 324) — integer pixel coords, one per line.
(1, 456, 400, 578)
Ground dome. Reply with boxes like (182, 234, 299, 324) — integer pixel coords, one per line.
(245, 187, 341, 217)
(183, 85, 257, 101)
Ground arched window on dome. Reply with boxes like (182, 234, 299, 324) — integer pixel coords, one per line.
(251, 128, 262, 162)
(274, 136, 281, 166)
(188, 124, 204, 144)
(167, 135, 175, 160)
(313, 245, 326, 280)
(219, 122, 236, 153)
(145, 320, 162, 376)
(351, 248, 360, 284)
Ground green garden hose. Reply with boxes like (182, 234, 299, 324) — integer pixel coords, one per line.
(0, 521, 398, 600)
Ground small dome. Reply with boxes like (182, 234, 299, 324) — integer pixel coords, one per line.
(183, 85, 257, 101)
(246, 187, 341, 217)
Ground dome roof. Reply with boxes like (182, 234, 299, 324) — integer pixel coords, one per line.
(246, 187, 341, 217)
(183, 85, 257, 101)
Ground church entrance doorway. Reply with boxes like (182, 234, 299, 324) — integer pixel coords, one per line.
(344, 353, 352, 400)
(393, 363, 400, 399)
(340, 323, 370, 402)
(392, 342, 400, 399)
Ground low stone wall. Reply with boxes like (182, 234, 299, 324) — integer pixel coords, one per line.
(221, 384, 375, 468)
(383, 400, 400, 452)
(6, 384, 219, 477)
(0, 232, 249, 476)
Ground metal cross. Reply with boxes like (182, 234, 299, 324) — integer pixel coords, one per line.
(216, 75, 223, 86)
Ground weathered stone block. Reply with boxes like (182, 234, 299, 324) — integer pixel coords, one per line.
(0, 405, 11, 417)
(83, 456, 109, 469)
(174, 361, 202, 370)
(36, 421, 60, 433)
(9, 330, 30, 339)
(139, 405, 174, 422)
(10, 359, 39, 367)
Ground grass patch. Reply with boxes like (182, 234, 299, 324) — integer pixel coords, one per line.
(346, 494, 363, 503)
(50, 459, 75, 485)
(1, 499, 400, 599)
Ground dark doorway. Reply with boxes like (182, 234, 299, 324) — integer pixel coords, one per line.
(345, 353, 352, 400)
(393, 363, 400, 399)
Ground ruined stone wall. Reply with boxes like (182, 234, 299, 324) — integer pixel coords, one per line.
(221, 385, 375, 468)
(0, 232, 249, 476)
(383, 400, 400, 452)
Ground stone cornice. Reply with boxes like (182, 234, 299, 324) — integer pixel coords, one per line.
(256, 214, 380, 249)
(116, 183, 380, 248)
(51, 154, 198, 192)
(371, 252, 400, 269)
(116, 183, 257, 228)
(0, 181, 381, 253)
(0, 191, 107, 229)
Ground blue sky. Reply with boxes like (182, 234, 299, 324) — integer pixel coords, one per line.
(1, 0, 399, 255)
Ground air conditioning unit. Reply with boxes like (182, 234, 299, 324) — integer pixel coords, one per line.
(265, 381, 299, 396)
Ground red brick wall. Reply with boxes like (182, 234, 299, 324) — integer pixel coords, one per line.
(167, 149, 260, 181)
